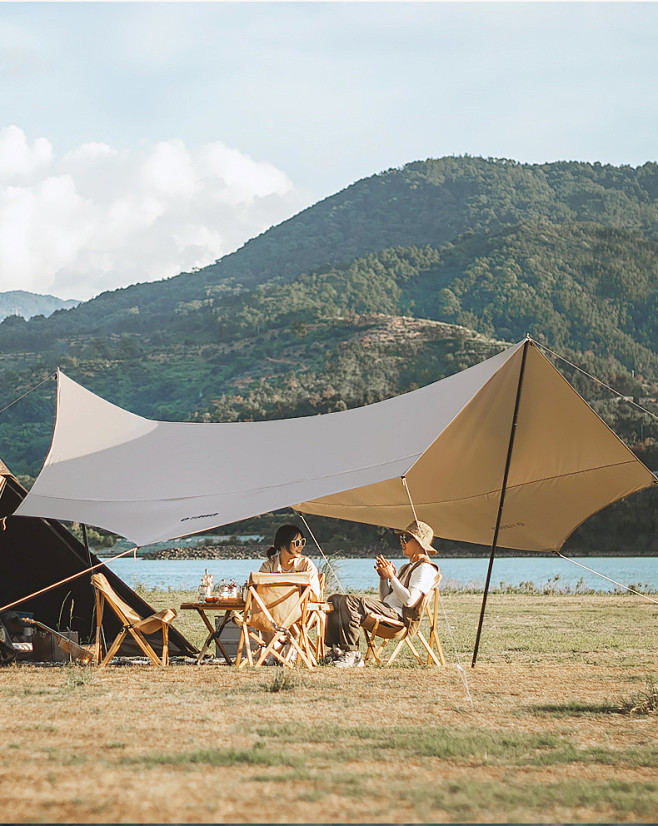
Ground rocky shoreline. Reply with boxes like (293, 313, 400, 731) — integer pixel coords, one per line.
(139, 544, 266, 560)
(128, 543, 654, 560)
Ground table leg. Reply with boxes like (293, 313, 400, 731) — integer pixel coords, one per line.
(195, 609, 238, 666)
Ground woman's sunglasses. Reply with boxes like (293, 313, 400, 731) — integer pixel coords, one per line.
(399, 534, 411, 545)
(291, 537, 306, 548)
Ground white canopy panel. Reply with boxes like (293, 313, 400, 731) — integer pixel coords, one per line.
(15, 340, 656, 550)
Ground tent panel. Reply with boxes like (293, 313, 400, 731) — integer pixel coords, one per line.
(0, 471, 196, 656)
(16, 343, 523, 545)
(298, 342, 657, 551)
(297, 343, 526, 533)
(492, 461, 655, 551)
(507, 345, 646, 487)
(298, 461, 651, 551)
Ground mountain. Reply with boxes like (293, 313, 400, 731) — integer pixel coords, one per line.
(0, 291, 79, 322)
(0, 156, 655, 553)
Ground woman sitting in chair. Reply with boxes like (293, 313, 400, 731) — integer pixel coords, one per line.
(259, 523, 321, 600)
(255, 524, 321, 664)
(325, 520, 440, 668)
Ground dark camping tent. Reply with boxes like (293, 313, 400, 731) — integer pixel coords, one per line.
(0, 459, 196, 660)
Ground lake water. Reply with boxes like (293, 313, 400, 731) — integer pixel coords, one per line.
(104, 555, 658, 593)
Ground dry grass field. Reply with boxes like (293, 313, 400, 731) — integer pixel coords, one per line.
(1, 591, 657, 824)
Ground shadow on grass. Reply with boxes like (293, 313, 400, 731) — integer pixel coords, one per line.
(528, 701, 623, 716)
(129, 742, 303, 769)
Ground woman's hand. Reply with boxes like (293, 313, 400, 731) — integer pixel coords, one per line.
(375, 555, 396, 580)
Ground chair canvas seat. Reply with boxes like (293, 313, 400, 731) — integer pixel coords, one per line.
(92, 573, 177, 667)
(136, 608, 177, 636)
(361, 612, 406, 639)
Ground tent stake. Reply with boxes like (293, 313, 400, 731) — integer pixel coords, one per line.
(471, 339, 530, 668)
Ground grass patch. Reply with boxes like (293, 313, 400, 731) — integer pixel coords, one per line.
(62, 665, 96, 691)
(133, 742, 303, 769)
(618, 675, 658, 715)
(3, 594, 658, 824)
(255, 722, 658, 768)
(401, 778, 658, 821)
(265, 667, 301, 692)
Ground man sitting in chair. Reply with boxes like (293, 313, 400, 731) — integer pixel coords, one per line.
(325, 520, 440, 668)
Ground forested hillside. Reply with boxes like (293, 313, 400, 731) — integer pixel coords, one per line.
(0, 156, 656, 554)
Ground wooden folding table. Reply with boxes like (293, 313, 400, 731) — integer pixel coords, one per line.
(180, 598, 245, 665)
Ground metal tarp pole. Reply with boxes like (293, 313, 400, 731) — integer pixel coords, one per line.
(471, 338, 530, 668)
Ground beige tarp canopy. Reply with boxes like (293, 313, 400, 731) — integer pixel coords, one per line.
(15, 339, 656, 550)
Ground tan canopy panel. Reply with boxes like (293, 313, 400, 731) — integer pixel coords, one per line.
(15, 340, 656, 551)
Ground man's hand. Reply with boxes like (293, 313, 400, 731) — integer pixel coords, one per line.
(375, 555, 396, 580)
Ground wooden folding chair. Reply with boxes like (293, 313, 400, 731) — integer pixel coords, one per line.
(300, 572, 331, 663)
(92, 573, 177, 668)
(235, 572, 316, 669)
(362, 583, 446, 667)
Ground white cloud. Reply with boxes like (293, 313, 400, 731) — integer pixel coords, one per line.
(0, 125, 53, 180)
(0, 127, 302, 300)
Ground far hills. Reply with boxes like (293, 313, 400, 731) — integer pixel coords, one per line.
(0, 291, 79, 322)
(0, 156, 656, 554)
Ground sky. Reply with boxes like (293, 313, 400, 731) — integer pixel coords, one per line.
(0, 1, 657, 300)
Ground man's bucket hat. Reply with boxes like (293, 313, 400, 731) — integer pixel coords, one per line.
(396, 520, 436, 555)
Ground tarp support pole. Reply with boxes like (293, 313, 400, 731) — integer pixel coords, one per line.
(471, 338, 530, 668)
(81, 523, 92, 560)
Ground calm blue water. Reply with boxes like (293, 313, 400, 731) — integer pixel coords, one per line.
(104, 555, 657, 593)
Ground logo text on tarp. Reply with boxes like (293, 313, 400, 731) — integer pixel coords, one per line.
(180, 512, 220, 522)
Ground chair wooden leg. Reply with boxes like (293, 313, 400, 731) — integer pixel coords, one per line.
(363, 619, 382, 664)
(428, 625, 446, 666)
(362, 629, 373, 663)
(94, 592, 105, 665)
(403, 635, 423, 664)
(237, 626, 259, 669)
(129, 628, 163, 666)
(286, 632, 314, 669)
(291, 622, 311, 666)
(100, 628, 128, 668)
(255, 631, 283, 666)
(162, 625, 169, 666)
(427, 591, 446, 665)
(235, 619, 248, 668)
(372, 638, 389, 664)
(416, 630, 444, 667)
(317, 614, 326, 660)
(385, 634, 408, 665)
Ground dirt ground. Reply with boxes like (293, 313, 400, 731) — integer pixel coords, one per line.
(1, 593, 656, 824)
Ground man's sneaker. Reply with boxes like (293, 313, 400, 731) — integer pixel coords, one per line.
(332, 650, 364, 668)
(322, 646, 343, 665)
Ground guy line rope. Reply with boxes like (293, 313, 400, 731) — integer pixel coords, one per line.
(296, 511, 345, 595)
(0, 372, 55, 418)
(554, 552, 658, 607)
(534, 340, 658, 423)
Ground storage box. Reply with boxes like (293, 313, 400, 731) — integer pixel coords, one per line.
(215, 615, 257, 660)
(32, 630, 80, 663)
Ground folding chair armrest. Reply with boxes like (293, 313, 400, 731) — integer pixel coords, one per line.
(134, 608, 177, 635)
